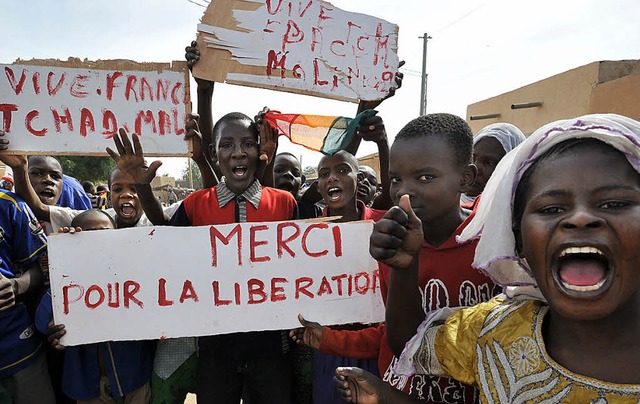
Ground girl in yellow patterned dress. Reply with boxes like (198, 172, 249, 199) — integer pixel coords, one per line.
(335, 114, 640, 403)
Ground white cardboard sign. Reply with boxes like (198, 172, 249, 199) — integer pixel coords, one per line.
(48, 220, 384, 346)
(194, 0, 400, 102)
(0, 60, 190, 156)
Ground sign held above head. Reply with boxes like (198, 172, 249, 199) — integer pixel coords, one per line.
(193, 0, 400, 103)
(0, 58, 191, 157)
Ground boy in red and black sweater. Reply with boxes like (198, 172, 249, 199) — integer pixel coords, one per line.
(170, 112, 298, 403)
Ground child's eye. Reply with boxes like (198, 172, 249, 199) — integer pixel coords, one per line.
(339, 168, 350, 174)
(390, 177, 400, 184)
(243, 141, 257, 148)
(220, 142, 232, 149)
(600, 200, 629, 209)
(418, 174, 433, 181)
(538, 206, 564, 215)
(318, 171, 329, 178)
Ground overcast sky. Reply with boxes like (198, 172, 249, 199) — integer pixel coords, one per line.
(2, 0, 639, 177)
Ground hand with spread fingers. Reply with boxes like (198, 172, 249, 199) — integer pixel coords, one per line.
(106, 128, 162, 186)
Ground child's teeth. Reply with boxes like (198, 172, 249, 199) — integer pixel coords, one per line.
(562, 278, 606, 292)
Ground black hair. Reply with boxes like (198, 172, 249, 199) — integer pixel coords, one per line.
(96, 185, 108, 193)
(28, 155, 62, 169)
(512, 138, 627, 250)
(71, 208, 116, 229)
(395, 113, 473, 167)
(276, 152, 299, 161)
(82, 180, 96, 194)
(210, 112, 258, 148)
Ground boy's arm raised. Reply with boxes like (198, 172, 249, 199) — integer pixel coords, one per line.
(370, 195, 424, 356)
(106, 128, 167, 225)
(185, 113, 218, 188)
(0, 131, 51, 221)
(186, 40, 221, 185)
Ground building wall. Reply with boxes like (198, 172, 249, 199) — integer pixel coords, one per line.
(357, 153, 381, 179)
(466, 62, 600, 135)
(589, 73, 640, 120)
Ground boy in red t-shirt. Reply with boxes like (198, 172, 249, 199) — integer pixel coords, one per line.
(293, 114, 500, 402)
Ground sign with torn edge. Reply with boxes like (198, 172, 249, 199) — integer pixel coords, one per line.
(48, 220, 384, 346)
(0, 58, 191, 156)
(193, 0, 400, 102)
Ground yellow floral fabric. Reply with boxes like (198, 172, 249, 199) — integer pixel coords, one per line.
(412, 297, 640, 403)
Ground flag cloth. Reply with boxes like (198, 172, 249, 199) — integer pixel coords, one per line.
(263, 110, 378, 156)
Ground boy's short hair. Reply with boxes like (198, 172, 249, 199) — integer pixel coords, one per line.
(276, 152, 300, 163)
(395, 113, 473, 167)
(211, 112, 259, 147)
(82, 181, 96, 194)
(28, 155, 62, 167)
(71, 208, 116, 228)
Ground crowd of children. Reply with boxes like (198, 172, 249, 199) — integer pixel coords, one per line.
(1, 40, 640, 404)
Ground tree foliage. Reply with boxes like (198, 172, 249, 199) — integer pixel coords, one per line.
(181, 160, 203, 189)
(59, 156, 116, 183)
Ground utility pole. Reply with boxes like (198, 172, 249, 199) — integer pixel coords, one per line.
(419, 33, 432, 116)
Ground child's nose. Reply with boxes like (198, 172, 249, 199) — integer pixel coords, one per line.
(561, 206, 605, 230)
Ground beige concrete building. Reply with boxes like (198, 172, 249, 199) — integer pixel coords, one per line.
(466, 60, 640, 135)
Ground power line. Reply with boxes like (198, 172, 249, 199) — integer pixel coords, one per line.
(186, 0, 209, 8)
(433, 0, 493, 34)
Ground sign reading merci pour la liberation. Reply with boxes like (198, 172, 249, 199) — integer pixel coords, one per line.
(48, 220, 384, 346)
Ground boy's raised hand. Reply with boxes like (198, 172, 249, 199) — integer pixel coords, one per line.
(255, 106, 278, 165)
(357, 60, 405, 112)
(289, 314, 323, 349)
(369, 195, 423, 270)
(0, 130, 26, 168)
(106, 128, 162, 185)
(356, 115, 387, 145)
(185, 40, 214, 91)
(0, 129, 11, 152)
(185, 113, 205, 162)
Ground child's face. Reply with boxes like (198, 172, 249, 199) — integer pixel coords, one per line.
(28, 156, 63, 206)
(109, 169, 142, 227)
(357, 166, 378, 206)
(468, 137, 506, 197)
(389, 136, 471, 225)
(273, 154, 302, 197)
(215, 120, 259, 195)
(518, 143, 640, 320)
(318, 152, 358, 210)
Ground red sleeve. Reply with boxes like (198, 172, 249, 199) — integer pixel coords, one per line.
(318, 323, 385, 359)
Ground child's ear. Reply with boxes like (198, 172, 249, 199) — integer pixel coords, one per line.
(459, 163, 477, 193)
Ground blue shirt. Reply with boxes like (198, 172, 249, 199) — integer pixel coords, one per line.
(0, 190, 47, 377)
(59, 175, 92, 210)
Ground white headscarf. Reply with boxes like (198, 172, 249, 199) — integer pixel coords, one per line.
(458, 114, 640, 299)
(473, 122, 526, 153)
